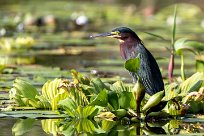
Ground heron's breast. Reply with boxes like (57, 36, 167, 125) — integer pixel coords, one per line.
(120, 43, 137, 60)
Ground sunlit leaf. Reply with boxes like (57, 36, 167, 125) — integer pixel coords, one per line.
(71, 69, 90, 85)
(11, 78, 39, 100)
(163, 82, 179, 101)
(59, 98, 77, 117)
(9, 78, 39, 107)
(174, 38, 203, 55)
(42, 78, 69, 110)
(101, 120, 116, 131)
(35, 95, 51, 109)
(110, 81, 131, 92)
(81, 119, 96, 133)
(125, 58, 140, 73)
(89, 89, 108, 107)
(142, 90, 165, 112)
(167, 100, 187, 116)
(96, 111, 116, 121)
(179, 72, 204, 94)
(82, 106, 98, 118)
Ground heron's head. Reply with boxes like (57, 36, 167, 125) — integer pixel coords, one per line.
(90, 27, 141, 43)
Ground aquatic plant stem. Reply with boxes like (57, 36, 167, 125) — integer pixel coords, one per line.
(181, 54, 186, 80)
(168, 5, 177, 82)
(168, 52, 174, 82)
(132, 76, 145, 118)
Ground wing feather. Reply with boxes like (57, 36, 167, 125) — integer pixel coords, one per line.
(129, 43, 164, 96)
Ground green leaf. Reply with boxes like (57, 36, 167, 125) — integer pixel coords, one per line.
(187, 101, 202, 114)
(89, 89, 108, 107)
(110, 81, 131, 92)
(82, 106, 98, 118)
(81, 119, 96, 133)
(118, 91, 131, 109)
(143, 32, 166, 40)
(59, 98, 78, 117)
(129, 93, 136, 110)
(71, 69, 90, 85)
(185, 41, 204, 52)
(91, 78, 110, 93)
(125, 58, 140, 73)
(12, 118, 35, 136)
(96, 111, 116, 121)
(174, 38, 187, 54)
(101, 120, 116, 131)
(196, 56, 204, 72)
(108, 91, 119, 110)
(142, 90, 165, 112)
(11, 78, 39, 100)
(174, 38, 202, 55)
(112, 109, 127, 118)
(179, 72, 204, 94)
(163, 82, 179, 101)
(42, 78, 69, 110)
(172, 4, 177, 47)
(9, 78, 39, 107)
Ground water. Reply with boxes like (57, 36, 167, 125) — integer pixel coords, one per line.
(1, 117, 204, 136)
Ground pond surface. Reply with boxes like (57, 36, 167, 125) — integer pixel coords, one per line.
(0, 116, 204, 136)
(0, 0, 204, 135)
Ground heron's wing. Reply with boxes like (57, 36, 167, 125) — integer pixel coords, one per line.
(137, 46, 164, 96)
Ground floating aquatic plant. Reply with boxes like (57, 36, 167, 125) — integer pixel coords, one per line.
(8, 68, 204, 119)
(0, 36, 35, 51)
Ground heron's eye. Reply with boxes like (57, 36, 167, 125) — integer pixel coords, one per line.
(121, 36, 128, 40)
(120, 33, 129, 40)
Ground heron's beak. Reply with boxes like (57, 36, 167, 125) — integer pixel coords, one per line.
(90, 31, 120, 38)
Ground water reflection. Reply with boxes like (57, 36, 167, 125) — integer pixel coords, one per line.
(11, 118, 204, 136)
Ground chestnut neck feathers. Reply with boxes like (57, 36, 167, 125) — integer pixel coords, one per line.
(118, 34, 142, 60)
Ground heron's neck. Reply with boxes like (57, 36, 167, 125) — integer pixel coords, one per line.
(119, 37, 140, 60)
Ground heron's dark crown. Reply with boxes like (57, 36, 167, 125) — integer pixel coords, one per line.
(112, 27, 139, 39)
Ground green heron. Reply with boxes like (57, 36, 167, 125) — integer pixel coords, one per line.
(91, 27, 164, 96)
